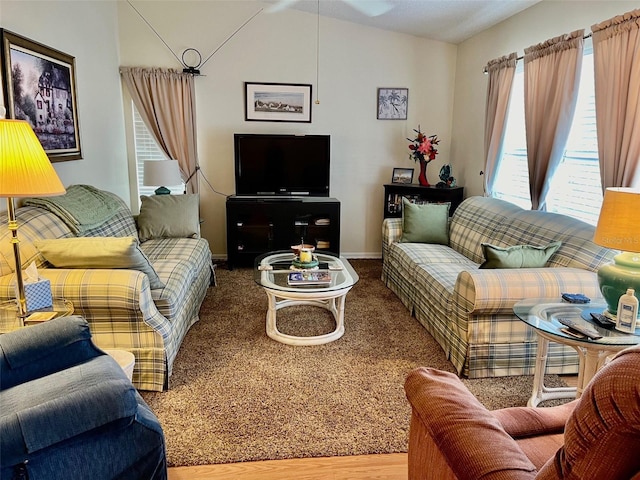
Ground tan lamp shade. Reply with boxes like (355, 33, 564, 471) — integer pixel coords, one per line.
(594, 188, 640, 254)
(0, 119, 66, 197)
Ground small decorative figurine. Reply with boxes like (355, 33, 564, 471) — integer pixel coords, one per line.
(436, 164, 456, 188)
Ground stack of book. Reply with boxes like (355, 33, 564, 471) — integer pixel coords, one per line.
(287, 271, 332, 285)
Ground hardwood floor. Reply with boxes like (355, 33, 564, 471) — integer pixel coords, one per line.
(167, 453, 408, 480)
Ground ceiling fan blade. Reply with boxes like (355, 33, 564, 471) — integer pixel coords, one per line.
(344, 0, 393, 17)
(265, 0, 299, 14)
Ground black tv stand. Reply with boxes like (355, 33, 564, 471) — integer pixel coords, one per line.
(225, 196, 341, 269)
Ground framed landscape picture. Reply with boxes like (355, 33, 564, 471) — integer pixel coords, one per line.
(392, 167, 414, 184)
(245, 82, 312, 123)
(377, 87, 408, 120)
(0, 29, 82, 162)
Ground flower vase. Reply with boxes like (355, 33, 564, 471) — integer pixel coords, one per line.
(418, 159, 430, 187)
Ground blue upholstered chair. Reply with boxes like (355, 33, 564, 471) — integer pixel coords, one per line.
(0, 316, 167, 479)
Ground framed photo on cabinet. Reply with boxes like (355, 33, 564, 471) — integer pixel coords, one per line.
(392, 167, 414, 184)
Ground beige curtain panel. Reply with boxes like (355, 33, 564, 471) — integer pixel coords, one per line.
(524, 29, 584, 211)
(120, 67, 199, 194)
(483, 53, 518, 197)
(592, 9, 640, 189)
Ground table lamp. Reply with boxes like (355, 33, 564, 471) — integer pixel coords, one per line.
(593, 187, 640, 319)
(0, 119, 66, 317)
(143, 160, 183, 195)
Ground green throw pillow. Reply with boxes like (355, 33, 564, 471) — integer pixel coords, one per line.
(34, 237, 165, 289)
(137, 194, 200, 242)
(400, 199, 450, 245)
(479, 241, 562, 269)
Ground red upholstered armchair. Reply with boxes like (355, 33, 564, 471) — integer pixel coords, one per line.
(404, 344, 640, 480)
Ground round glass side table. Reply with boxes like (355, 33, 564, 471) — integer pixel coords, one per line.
(514, 298, 639, 407)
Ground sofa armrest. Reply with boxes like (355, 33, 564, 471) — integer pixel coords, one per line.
(382, 218, 402, 260)
(0, 268, 170, 335)
(453, 267, 602, 315)
(382, 218, 403, 246)
(0, 316, 102, 389)
(405, 367, 537, 480)
(493, 400, 576, 438)
(1, 378, 137, 463)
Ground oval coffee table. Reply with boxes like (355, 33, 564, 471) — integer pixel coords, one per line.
(254, 250, 359, 345)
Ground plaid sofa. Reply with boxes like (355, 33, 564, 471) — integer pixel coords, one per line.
(382, 196, 615, 378)
(0, 190, 214, 391)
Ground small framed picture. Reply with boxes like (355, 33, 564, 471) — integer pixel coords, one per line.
(392, 167, 414, 184)
(245, 82, 312, 123)
(377, 87, 408, 120)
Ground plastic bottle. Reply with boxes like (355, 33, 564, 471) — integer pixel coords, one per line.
(616, 288, 638, 333)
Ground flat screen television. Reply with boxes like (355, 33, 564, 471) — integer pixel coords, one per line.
(234, 133, 330, 197)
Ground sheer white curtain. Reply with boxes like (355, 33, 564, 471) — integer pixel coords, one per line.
(484, 53, 517, 197)
(120, 68, 199, 194)
(524, 30, 584, 210)
(592, 9, 640, 189)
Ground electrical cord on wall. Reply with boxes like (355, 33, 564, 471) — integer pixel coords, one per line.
(186, 165, 231, 198)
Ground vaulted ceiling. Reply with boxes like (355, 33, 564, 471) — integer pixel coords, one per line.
(263, 0, 542, 44)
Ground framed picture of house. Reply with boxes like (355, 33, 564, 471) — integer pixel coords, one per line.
(377, 87, 408, 120)
(392, 167, 414, 184)
(0, 29, 82, 162)
(245, 82, 312, 123)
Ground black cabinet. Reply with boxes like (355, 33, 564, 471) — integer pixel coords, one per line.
(383, 184, 464, 218)
(226, 196, 340, 269)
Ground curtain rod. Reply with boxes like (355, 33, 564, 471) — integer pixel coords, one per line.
(483, 32, 593, 74)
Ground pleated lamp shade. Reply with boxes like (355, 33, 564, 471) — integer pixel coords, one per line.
(0, 119, 66, 198)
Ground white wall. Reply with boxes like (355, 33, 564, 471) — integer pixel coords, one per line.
(451, 0, 639, 198)
(1, 0, 130, 203)
(7, 1, 628, 258)
(116, 1, 457, 258)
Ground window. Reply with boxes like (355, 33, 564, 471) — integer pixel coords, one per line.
(132, 105, 183, 200)
(493, 60, 529, 210)
(493, 41, 602, 225)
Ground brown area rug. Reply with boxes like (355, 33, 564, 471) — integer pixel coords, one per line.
(141, 259, 568, 467)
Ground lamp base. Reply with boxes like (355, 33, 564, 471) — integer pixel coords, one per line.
(597, 252, 640, 318)
(154, 186, 171, 195)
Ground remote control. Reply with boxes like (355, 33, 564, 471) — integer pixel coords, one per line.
(560, 327, 586, 339)
(590, 312, 616, 328)
(561, 293, 591, 304)
(557, 317, 602, 339)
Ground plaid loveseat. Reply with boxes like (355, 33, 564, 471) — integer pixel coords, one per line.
(382, 196, 615, 378)
(0, 188, 214, 391)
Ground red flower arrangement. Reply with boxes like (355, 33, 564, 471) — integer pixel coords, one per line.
(407, 126, 439, 164)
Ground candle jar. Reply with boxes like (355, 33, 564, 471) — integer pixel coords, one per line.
(299, 248, 313, 263)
